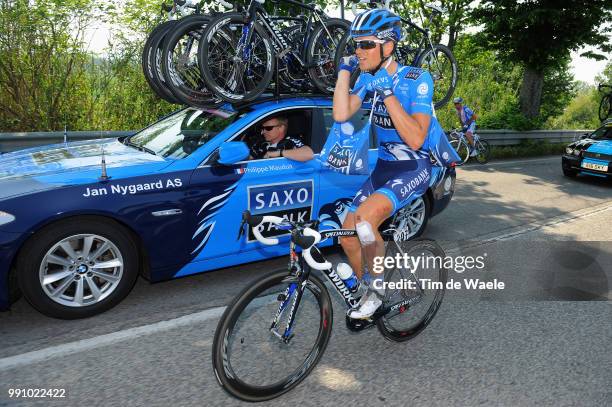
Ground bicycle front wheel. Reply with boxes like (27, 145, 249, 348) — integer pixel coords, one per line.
(599, 95, 611, 121)
(307, 18, 350, 94)
(212, 270, 333, 402)
(415, 44, 457, 109)
(200, 13, 275, 103)
(449, 139, 470, 165)
(475, 139, 490, 164)
(376, 239, 448, 342)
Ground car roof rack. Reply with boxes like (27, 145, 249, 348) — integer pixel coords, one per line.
(228, 92, 331, 111)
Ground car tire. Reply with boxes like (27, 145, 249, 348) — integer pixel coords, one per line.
(17, 217, 139, 319)
(563, 168, 577, 178)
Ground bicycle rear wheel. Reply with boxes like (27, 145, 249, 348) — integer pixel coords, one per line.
(599, 95, 611, 121)
(212, 270, 332, 402)
(475, 139, 490, 164)
(449, 139, 469, 165)
(376, 239, 447, 342)
(415, 44, 457, 109)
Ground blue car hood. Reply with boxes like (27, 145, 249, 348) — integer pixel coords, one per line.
(585, 140, 612, 154)
(0, 139, 171, 200)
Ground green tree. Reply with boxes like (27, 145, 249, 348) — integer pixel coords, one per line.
(472, 0, 612, 119)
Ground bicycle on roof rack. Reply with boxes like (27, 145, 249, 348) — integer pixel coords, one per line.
(198, 0, 350, 103)
(212, 210, 447, 401)
(335, 0, 458, 109)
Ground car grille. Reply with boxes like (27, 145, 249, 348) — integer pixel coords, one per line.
(583, 151, 612, 161)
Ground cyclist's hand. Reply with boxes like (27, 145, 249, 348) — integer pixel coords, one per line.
(371, 68, 394, 100)
(339, 55, 359, 74)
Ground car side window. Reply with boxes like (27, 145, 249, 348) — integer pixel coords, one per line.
(240, 109, 313, 160)
(318, 108, 376, 150)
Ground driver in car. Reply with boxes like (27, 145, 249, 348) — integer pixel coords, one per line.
(249, 115, 314, 162)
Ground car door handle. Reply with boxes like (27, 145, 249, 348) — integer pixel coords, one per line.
(295, 167, 315, 174)
(152, 209, 183, 216)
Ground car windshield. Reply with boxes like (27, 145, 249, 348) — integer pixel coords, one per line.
(128, 108, 237, 158)
(591, 125, 612, 140)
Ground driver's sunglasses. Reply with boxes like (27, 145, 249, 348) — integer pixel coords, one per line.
(261, 124, 281, 131)
(352, 39, 386, 50)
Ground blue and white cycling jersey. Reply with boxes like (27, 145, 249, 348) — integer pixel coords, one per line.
(457, 105, 476, 129)
(351, 65, 435, 161)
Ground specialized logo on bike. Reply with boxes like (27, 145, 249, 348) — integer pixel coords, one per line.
(247, 180, 313, 241)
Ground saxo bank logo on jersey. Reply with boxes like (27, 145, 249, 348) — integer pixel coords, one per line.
(247, 180, 314, 241)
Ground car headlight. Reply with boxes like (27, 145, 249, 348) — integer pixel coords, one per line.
(565, 147, 573, 155)
(0, 211, 15, 226)
(573, 149, 581, 156)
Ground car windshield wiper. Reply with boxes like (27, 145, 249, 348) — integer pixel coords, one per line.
(123, 138, 157, 156)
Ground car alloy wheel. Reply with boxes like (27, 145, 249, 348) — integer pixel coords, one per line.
(39, 234, 124, 308)
(393, 197, 426, 241)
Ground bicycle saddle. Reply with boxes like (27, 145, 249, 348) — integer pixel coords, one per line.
(425, 3, 445, 14)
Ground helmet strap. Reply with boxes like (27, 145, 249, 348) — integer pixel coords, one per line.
(371, 43, 393, 74)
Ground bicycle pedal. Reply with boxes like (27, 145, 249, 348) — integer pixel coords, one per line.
(345, 315, 375, 332)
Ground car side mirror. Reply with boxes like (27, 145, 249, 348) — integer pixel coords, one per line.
(217, 141, 249, 165)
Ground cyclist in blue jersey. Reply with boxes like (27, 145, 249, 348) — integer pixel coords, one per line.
(453, 97, 478, 157)
(333, 9, 436, 319)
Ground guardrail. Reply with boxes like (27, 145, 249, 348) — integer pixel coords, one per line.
(0, 129, 593, 153)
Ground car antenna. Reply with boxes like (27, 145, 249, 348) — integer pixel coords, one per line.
(63, 114, 68, 146)
(99, 131, 111, 182)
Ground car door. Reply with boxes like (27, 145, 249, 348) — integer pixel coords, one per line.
(184, 107, 320, 264)
(313, 106, 378, 231)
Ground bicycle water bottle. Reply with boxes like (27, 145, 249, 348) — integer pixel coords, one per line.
(336, 263, 360, 294)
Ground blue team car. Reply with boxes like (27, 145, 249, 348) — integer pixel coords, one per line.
(0, 96, 456, 319)
(562, 119, 612, 179)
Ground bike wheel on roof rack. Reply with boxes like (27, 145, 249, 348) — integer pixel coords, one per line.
(306, 18, 350, 94)
(161, 14, 224, 109)
(199, 13, 275, 103)
(142, 20, 181, 104)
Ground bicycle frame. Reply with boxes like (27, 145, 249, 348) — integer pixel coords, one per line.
(271, 223, 425, 342)
(240, 0, 333, 67)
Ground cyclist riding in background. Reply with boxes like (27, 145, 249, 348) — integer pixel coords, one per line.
(453, 97, 478, 157)
(333, 9, 439, 319)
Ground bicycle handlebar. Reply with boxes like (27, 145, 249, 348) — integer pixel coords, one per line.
(241, 211, 332, 270)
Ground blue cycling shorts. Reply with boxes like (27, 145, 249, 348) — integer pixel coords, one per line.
(464, 122, 477, 134)
(348, 158, 432, 215)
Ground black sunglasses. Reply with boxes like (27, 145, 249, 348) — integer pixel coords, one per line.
(261, 124, 282, 131)
(352, 39, 385, 50)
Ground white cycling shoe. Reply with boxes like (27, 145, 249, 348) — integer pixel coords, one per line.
(347, 291, 383, 319)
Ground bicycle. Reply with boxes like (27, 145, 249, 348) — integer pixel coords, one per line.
(334, 0, 458, 109)
(449, 128, 490, 164)
(198, 0, 350, 103)
(598, 83, 611, 122)
(212, 210, 448, 401)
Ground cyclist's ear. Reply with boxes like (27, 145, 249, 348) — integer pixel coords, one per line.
(383, 41, 395, 58)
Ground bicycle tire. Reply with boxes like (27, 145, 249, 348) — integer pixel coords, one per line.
(475, 139, 490, 164)
(212, 270, 333, 402)
(333, 31, 360, 88)
(449, 139, 469, 165)
(599, 95, 611, 122)
(160, 15, 224, 109)
(415, 43, 457, 109)
(306, 18, 350, 94)
(142, 21, 181, 104)
(376, 239, 447, 342)
(200, 13, 275, 103)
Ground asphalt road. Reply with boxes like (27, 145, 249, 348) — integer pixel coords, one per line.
(1, 155, 611, 406)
